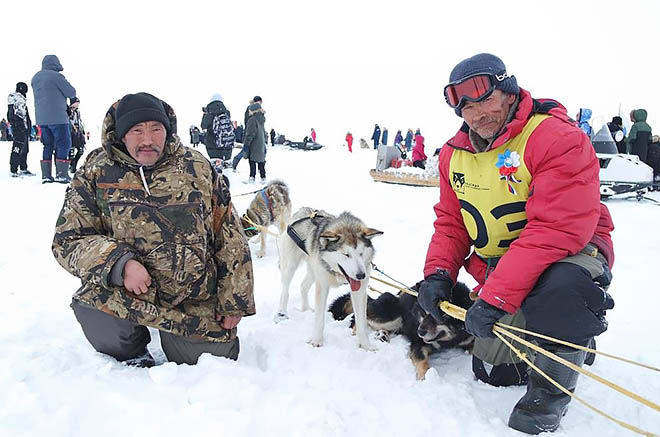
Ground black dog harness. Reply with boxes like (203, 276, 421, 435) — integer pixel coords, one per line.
(286, 210, 326, 255)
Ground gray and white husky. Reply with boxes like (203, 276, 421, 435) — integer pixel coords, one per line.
(276, 207, 383, 350)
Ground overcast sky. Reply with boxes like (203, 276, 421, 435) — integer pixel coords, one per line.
(3, 0, 659, 147)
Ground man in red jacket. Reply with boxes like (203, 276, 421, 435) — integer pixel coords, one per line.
(418, 53, 615, 435)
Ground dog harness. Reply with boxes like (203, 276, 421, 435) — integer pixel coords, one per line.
(260, 189, 274, 222)
(286, 210, 326, 255)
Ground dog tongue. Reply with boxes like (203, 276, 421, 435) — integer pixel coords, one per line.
(349, 278, 362, 292)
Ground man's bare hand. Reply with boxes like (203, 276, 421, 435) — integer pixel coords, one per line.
(123, 259, 151, 295)
(216, 314, 242, 329)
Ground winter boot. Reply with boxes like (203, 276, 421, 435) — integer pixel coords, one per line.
(55, 160, 72, 184)
(508, 346, 586, 434)
(122, 349, 156, 368)
(246, 176, 255, 184)
(19, 169, 36, 177)
(41, 160, 54, 183)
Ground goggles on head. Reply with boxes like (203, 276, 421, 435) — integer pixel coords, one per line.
(443, 72, 511, 109)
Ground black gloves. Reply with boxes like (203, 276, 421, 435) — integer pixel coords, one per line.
(464, 299, 508, 338)
(418, 271, 453, 322)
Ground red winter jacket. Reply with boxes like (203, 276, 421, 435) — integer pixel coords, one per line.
(412, 134, 427, 161)
(423, 89, 614, 313)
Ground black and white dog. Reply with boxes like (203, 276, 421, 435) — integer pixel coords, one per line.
(330, 281, 474, 379)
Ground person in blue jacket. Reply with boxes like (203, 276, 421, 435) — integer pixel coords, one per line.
(371, 124, 381, 149)
(404, 128, 413, 151)
(576, 108, 593, 138)
(31, 54, 77, 183)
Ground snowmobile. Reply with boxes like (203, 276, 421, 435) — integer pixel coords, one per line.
(283, 138, 323, 151)
(592, 124, 656, 203)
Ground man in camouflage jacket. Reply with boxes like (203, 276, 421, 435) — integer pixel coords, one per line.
(52, 92, 255, 366)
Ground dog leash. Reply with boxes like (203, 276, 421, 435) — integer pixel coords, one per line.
(369, 270, 660, 435)
(241, 214, 280, 237)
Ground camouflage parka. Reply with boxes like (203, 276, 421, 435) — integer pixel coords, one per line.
(52, 99, 255, 342)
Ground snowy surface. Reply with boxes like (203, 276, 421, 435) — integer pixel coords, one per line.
(1, 142, 659, 437)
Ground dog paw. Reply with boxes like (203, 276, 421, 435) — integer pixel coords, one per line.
(273, 312, 289, 323)
(359, 342, 377, 352)
(375, 330, 391, 343)
(308, 338, 323, 348)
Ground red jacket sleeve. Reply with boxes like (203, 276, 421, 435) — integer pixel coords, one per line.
(423, 146, 471, 282)
(479, 123, 601, 313)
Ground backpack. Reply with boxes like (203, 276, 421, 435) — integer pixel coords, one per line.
(212, 112, 235, 149)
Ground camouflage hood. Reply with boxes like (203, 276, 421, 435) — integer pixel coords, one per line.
(101, 98, 182, 168)
(53, 98, 255, 342)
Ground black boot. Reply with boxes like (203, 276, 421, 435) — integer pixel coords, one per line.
(508, 346, 586, 434)
(41, 160, 54, 183)
(55, 160, 72, 183)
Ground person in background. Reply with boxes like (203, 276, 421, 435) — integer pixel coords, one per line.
(67, 97, 86, 174)
(626, 109, 652, 164)
(607, 116, 626, 154)
(345, 131, 353, 153)
(418, 53, 614, 434)
(412, 129, 426, 169)
(31, 54, 77, 183)
(404, 128, 413, 152)
(243, 102, 267, 184)
(394, 129, 403, 146)
(232, 96, 262, 172)
(576, 108, 593, 139)
(371, 124, 381, 149)
(201, 93, 235, 161)
(310, 128, 316, 143)
(270, 128, 276, 146)
(7, 82, 35, 177)
(382, 127, 388, 146)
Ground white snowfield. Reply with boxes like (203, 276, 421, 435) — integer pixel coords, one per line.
(1, 143, 659, 437)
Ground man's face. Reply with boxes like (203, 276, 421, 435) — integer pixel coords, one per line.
(461, 90, 516, 140)
(122, 121, 167, 166)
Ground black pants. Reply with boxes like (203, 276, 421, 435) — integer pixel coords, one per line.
(71, 300, 239, 365)
(249, 160, 266, 179)
(520, 262, 610, 348)
(10, 130, 29, 172)
(413, 160, 425, 169)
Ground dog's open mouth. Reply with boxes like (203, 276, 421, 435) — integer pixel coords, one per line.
(338, 265, 362, 292)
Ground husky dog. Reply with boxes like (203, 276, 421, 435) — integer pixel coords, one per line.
(276, 207, 383, 350)
(240, 180, 292, 258)
(330, 281, 474, 379)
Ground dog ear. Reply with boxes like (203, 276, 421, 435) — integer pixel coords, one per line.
(363, 228, 384, 239)
(319, 232, 340, 244)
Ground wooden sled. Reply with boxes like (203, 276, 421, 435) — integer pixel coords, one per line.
(369, 169, 439, 187)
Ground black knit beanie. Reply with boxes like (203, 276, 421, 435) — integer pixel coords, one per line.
(115, 92, 170, 139)
(15, 82, 28, 95)
(448, 53, 519, 116)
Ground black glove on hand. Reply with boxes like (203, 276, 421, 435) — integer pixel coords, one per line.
(464, 299, 508, 338)
(417, 272, 453, 322)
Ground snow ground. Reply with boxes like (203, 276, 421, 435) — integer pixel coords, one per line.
(1, 141, 659, 437)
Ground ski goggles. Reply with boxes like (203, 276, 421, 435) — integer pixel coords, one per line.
(443, 73, 511, 109)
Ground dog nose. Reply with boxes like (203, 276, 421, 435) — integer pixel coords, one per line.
(356, 272, 365, 280)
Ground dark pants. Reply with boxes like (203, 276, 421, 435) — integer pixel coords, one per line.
(41, 124, 72, 160)
(10, 129, 29, 172)
(249, 160, 266, 179)
(413, 160, 425, 169)
(520, 262, 610, 348)
(71, 300, 239, 365)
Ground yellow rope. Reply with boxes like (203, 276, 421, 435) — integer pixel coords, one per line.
(241, 214, 280, 237)
(369, 273, 660, 434)
(493, 330, 657, 436)
(370, 274, 659, 373)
